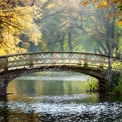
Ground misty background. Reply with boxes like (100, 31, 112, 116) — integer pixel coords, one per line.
(0, 0, 122, 57)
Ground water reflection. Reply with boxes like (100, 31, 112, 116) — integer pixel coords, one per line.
(0, 72, 122, 122)
(7, 78, 93, 100)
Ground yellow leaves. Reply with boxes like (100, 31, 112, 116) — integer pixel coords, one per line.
(34, 7, 42, 20)
(0, 6, 36, 35)
(12, 6, 36, 30)
(0, 48, 6, 55)
(35, 14, 42, 19)
(96, 0, 110, 8)
(94, 0, 122, 8)
(27, 24, 42, 45)
(117, 13, 122, 26)
(30, 33, 42, 45)
(0, 32, 22, 54)
(47, 3, 55, 9)
(102, 0, 108, 5)
(0, 4, 42, 55)
(0, 40, 26, 55)
(116, 20, 122, 26)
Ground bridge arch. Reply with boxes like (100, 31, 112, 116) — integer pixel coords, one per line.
(0, 52, 121, 95)
(0, 65, 108, 94)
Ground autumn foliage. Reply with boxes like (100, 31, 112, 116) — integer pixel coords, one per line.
(80, 0, 122, 26)
(0, 0, 121, 57)
(0, 0, 41, 55)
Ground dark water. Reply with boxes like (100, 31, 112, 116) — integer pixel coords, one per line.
(0, 72, 122, 122)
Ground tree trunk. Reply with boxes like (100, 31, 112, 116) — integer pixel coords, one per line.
(105, 18, 115, 57)
(29, 42, 36, 52)
(68, 31, 73, 52)
(60, 33, 65, 52)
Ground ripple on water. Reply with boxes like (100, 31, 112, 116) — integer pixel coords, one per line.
(32, 94, 89, 102)
(0, 101, 121, 121)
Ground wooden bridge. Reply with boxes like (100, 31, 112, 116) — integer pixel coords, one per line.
(0, 52, 122, 95)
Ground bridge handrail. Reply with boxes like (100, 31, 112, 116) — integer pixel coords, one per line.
(0, 51, 121, 60)
(0, 52, 121, 72)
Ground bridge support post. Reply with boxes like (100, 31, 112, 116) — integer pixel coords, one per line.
(84, 55, 88, 68)
(98, 79, 109, 93)
(0, 79, 8, 95)
(108, 72, 121, 93)
(4, 58, 8, 71)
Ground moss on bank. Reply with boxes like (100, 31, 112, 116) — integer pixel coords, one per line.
(86, 77, 98, 91)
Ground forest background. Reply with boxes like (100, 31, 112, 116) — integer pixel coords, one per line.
(0, 0, 122, 58)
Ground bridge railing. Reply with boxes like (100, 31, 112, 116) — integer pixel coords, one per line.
(0, 52, 121, 72)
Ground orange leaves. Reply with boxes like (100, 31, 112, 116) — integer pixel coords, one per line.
(80, 0, 120, 8)
(93, 0, 98, 3)
(80, 0, 122, 27)
(80, 1, 89, 6)
(112, 0, 122, 4)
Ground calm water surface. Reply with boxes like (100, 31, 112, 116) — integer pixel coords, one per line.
(0, 72, 122, 122)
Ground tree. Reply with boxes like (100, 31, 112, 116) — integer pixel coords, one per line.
(0, 0, 42, 55)
(81, 0, 122, 26)
(36, 0, 84, 52)
(80, 0, 122, 57)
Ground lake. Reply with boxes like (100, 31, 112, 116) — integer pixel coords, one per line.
(0, 72, 122, 122)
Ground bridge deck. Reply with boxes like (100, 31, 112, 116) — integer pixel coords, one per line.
(0, 52, 121, 73)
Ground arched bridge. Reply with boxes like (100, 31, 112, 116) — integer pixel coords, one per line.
(0, 52, 122, 95)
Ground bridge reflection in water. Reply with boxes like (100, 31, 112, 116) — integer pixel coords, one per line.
(0, 52, 121, 95)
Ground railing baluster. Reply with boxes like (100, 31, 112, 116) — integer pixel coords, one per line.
(29, 54, 34, 68)
(4, 58, 8, 71)
(100, 57, 104, 69)
(84, 55, 88, 68)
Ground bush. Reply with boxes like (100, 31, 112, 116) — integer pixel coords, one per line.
(114, 74, 122, 95)
(87, 77, 98, 91)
